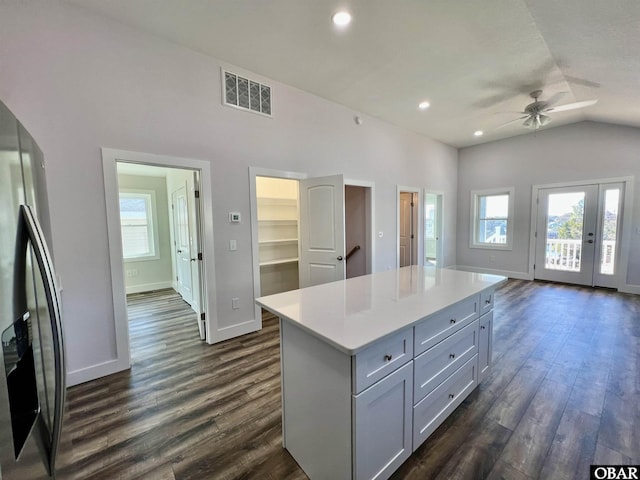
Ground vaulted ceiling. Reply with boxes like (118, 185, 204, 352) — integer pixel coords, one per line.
(64, 0, 640, 148)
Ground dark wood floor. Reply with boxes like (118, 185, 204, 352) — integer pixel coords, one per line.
(57, 281, 639, 479)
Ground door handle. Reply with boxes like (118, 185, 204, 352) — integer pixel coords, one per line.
(177, 249, 182, 253)
(337, 256, 343, 261)
(586, 239, 594, 244)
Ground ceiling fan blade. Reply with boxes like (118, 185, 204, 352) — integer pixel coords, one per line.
(496, 115, 528, 129)
(545, 99, 598, 113)
(544, 91, 568, 107)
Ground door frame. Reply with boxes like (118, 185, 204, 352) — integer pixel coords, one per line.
(249, 169, 376, 322)
(249, 167, 307, 324)
(102, 148, 218, 377)
(423, 189, 444, 267)
(397, 186, 422, 269)
(529, 176, 634, 290)
(344, 178, 376, 276)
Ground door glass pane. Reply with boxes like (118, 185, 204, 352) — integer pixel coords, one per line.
(424, 194, 436, 266)
(545, 192, 585, 272)
(600, 188, 620, 275)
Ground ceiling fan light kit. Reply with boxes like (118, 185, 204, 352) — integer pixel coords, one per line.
(497, 89, 598, 131)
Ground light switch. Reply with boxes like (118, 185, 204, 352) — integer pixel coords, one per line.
(229, 239, 237, 251)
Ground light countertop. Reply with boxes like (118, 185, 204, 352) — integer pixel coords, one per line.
(256, 266, 506, 354)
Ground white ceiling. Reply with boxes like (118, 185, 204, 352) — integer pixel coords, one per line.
(65, 0, 640, 148)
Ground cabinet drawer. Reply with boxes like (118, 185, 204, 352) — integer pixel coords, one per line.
(413, 320, 479, 404)
(414, 296, 479, 356)
(353, 328, 413, 394)
(480, 289, 494, 316)
(413, 355, 478, 450)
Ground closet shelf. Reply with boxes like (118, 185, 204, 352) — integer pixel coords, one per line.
(259, 238, 298, 246)
(258, 219, 298, 226)
(260, 257, 299, 267)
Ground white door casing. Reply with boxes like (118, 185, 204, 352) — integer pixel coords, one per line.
(299, 174, 345, 288)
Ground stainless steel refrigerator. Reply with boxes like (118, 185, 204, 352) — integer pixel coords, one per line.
(0, 101, 66, 479)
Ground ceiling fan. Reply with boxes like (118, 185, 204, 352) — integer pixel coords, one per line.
(498, 90, 598, 130)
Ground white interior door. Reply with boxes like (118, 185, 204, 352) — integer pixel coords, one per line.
(535, 184, 599, 286)
(192, 171, 206, 340)
(299, 174, 345, 288)
(172, 185, 194, 304)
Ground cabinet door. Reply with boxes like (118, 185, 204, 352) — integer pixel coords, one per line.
(478, 311, 493, 383)
(353, 361, 413, 480)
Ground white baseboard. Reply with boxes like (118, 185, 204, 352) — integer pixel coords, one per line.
(619, 284, 640, 295)
(67, 357, 130, 387)
(125, 281, 173, 295)
(453, 266, 640, 294)
(453, 265, 533, 280)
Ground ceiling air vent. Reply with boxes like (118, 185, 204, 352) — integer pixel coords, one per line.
(223, 69, 271, 117)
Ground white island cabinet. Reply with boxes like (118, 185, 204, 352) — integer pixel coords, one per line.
(256, 266, 506, 480)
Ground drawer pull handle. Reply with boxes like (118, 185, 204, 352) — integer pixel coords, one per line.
(450, 319, 456, 324)
(384, 354, 393, 362)
(449, 393, 455, 399)
(481, 326, 486, 330)
(485, 298, 491, 304)
(449, 353, 456, 359)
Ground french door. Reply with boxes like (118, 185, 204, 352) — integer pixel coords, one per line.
(534, 182, 624, 287)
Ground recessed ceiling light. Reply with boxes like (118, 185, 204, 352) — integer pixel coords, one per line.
(332, 11, 352, 27)
(474, 130, 484, 137)
(418, 101, 430, 110)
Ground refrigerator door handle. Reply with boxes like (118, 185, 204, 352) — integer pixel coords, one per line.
(16, 205, 66, 476)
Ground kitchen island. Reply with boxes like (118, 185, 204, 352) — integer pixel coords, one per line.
(256, 266, 506, 480)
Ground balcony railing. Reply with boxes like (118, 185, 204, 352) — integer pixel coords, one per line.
(545, 239, 616, 274)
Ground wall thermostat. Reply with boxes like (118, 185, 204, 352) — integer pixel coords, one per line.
(229, 212, 241, 223)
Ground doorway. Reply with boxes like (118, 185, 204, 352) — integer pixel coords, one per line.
(423, 191, 443, 267)
(345, 185, 372, 279)
(534, 181, 625, 288)
(250, 169, 374, 319)
(255, 176, 300, 296)
(398, 188, 420, 268)
(103, 148, 222, 380)
(116, 162, 206, 340)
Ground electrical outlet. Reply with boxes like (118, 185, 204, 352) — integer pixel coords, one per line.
(232, 298, 240, 309)
(229, 239, 237, 251)
(126, 269, 138, 278)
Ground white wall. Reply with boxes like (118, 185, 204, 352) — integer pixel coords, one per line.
(457, 121, 640, 291)
(0, 1, 458, 384)
(117, 173, 173, 293)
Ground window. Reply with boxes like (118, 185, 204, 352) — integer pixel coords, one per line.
(119, 190, 159, 260)
(470, 188, 514, 250)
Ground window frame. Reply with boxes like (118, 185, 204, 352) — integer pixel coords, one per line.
(119, 189, 160, 262)
(470, 187, 515, 250)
